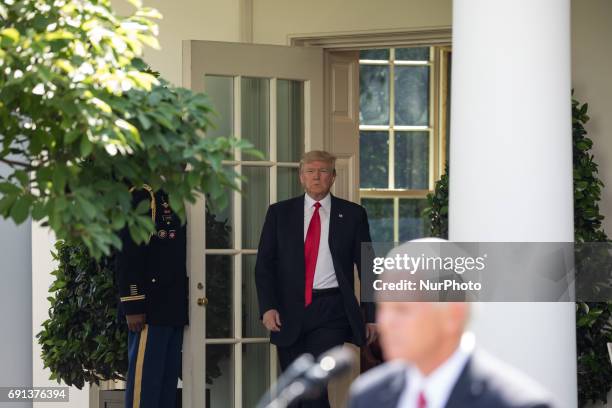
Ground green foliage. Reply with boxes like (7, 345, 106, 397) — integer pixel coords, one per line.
(423, 161, 448, 239)
(572, 97, 612, 407)
(576, 302, 612, 406)
(37, 240, 128, 389)
(0, 0, 259, 259)
(573, 98, 608, 243)
(423, 96, 612, 406)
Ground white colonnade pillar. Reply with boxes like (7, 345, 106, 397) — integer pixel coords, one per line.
(450, 0, 576, 406)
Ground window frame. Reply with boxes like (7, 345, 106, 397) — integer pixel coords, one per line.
(359, 45, 451, 242)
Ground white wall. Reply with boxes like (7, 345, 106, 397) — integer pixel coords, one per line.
(1, 161, 32, 408)
(252, 0, 452, 45)
(112, 0, 242, 85)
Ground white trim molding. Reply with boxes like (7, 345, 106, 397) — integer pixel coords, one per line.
(289, 26, 452, 49)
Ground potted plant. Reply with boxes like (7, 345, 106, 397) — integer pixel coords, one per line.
(38, 241, 129, 401)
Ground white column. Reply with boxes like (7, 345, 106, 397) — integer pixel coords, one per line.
(449, 0, 576, 406)
(31, 223, 90, 408)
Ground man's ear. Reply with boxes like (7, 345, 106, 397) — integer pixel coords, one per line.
(443, 302, 468, 335)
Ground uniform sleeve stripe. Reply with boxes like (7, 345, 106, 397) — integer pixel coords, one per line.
(120, 295, 146, 302)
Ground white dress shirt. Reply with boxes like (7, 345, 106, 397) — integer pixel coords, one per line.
(396, 333, 475, 408)
(304, 193, 339, 289)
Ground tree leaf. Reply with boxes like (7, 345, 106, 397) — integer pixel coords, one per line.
(0, 28, 20, 44)
(80, 136, 93, 157)
(10, 194, 33, 224)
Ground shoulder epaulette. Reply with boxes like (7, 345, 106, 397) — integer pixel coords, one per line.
(129, 184, 157, 225)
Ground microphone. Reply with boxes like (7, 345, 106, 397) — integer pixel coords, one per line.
(256, 353, 315, 408)
(265, 346, 355, 408)
(297, 346, 355, 398)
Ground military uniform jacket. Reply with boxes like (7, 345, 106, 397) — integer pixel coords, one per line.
(115, 186, 189, 327)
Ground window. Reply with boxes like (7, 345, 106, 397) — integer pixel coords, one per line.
(359, 46, 451, 242)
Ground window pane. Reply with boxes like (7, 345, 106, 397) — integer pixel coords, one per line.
(242, 77, 270, 160)
(394, 66, 429, 126)
(360, 49, 390, 60)
(242, 166, 270, 249)
(395, 47, 430, 61)
(278, 166, 302, 202)
(204, 75, 234, 149)
(277, 80, 304, 162)
(398, 199, 430, 242)
(206, 344, 234, 407)
(395, 131, 429, 189)
(360, 131, 389, 188)
(362, 198, 393, 242)
(206, 255, 233, 338)
(242, 344, 270, 408)
(242, 254, 267, 338)
(206, 186, 234, 249)
(360, 65, 389, 125)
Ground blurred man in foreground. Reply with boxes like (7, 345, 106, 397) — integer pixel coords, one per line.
(349, 237, 557, 408)
(347, 300, 556, 408)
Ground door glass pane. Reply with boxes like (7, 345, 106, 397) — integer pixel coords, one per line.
(206, 187, 234, 249)
(360, 49, 390, 60)
(399, 199, 430, 242)
(204, 75, 234, 153)
(278, 167, 302, 202)
(277, 80, 304, 162)
(206, 255, 233, 338)
(360, 131, 389, 188)
(242, 344, 270, 408)
(242, 166, 270, 249)
(206, 344, 234, 408)
(242, 77, 270, 160)
(360, 65, 389, 125)
(395, 131, 429, 189)
(395, 47, 430, 61)
(242, 255, 267, 338)
(394, 66, 429, 126)
(361, 198, 393, 242)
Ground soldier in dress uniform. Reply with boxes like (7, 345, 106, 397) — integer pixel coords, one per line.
(115, 184, 188, 408)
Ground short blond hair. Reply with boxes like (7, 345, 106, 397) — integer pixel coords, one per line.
(299, 150, 337, 173)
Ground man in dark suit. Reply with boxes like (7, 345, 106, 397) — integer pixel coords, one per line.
(255, 150, 377, 408)
(347, 300, 556, 408)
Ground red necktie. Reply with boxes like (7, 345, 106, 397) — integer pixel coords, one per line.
(417, 390, 427, 408)
(304, 202, 321, 306)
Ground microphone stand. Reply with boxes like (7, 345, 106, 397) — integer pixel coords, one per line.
(259, 346, 355, 408)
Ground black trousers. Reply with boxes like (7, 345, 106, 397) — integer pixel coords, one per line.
(277, 290, 352, 408)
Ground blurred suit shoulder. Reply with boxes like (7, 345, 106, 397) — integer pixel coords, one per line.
(453, 350, 557, 408)
(348, 350, 558, 408)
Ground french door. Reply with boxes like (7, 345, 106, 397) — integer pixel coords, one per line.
(182, 40, 323, 408)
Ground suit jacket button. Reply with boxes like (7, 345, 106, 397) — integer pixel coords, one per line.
(151, 278, 156, 283)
